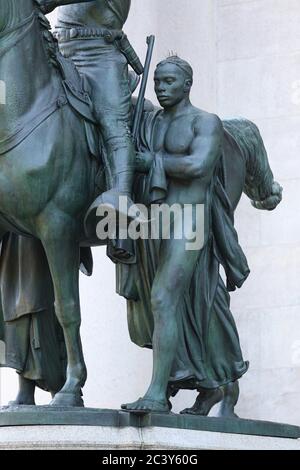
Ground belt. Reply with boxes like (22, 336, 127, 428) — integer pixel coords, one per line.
(54, 27, 144, 76)
(54, 27, 121, 43)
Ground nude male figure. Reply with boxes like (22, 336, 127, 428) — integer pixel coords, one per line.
(122, 57, 224, 412)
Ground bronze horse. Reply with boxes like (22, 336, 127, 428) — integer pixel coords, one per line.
(0, 0, 106, 406)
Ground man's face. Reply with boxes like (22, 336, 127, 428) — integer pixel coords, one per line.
(154, 63, 189, 108)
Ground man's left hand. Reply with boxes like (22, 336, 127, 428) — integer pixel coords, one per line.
(136, 151, 154, 173)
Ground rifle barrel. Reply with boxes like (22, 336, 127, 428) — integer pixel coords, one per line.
(132, 35, 155, 144)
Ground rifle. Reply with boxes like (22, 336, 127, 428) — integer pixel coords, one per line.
(132, 35, 155, 145)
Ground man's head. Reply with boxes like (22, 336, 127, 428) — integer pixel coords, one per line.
(154, 56, 193, 108)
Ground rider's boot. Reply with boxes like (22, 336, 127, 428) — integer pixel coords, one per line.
(84, 138, 146, 239)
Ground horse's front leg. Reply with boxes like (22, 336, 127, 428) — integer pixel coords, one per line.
(40, 219, 87, 407)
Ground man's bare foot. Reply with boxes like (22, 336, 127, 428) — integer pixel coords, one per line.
(121, 397, 170, 415)
(180, 388, 224, 416)
(180, 381, 240, 418)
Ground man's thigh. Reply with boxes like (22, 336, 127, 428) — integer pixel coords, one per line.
(152, 236, 201, 301)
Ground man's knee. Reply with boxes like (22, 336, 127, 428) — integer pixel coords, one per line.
(151, 267, 187, 318)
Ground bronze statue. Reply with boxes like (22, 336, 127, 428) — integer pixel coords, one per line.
(119, 56, 282, 415)
(0, 1, 284, 424)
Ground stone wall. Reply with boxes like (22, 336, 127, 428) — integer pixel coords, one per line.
(216, 0, 300, 424)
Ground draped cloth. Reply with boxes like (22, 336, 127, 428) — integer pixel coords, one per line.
(117, 110, 250, 390)
(0, 234, 66, 393)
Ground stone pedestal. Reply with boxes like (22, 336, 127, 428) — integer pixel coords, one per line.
(1, 425, 300, 450)
(0, 407, 299, 450)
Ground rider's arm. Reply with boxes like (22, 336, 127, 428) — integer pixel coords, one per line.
(36, 0, 93, 15)
(162, 115, 223, 181)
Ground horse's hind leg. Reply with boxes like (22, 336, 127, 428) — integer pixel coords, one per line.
(39, 218, 87, 407)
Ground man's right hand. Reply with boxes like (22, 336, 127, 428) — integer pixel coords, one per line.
(35, 0, 95, 14)
(35, 0, 58, 14)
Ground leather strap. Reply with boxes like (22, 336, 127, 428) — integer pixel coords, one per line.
(0, 97, 66, 156)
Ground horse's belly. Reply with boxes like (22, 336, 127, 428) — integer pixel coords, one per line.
(0, 109, 92, 225)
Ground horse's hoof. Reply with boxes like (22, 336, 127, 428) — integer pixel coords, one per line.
(50, 391, 84, 407)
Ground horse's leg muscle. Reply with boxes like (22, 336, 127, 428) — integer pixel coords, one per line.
(39, 213, 87, 407)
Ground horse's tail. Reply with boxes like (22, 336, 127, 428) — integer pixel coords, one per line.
(223, 118, 282, 211)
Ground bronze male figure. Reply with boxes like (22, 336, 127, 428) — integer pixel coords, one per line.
(119, 57, 282, 414)
(39, 0, 143, 219)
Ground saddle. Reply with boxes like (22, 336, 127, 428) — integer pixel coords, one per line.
(55, 52, 101, 160)
(0, 50, 99, 159)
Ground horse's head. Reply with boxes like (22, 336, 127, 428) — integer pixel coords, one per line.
(0, 0, 34, 35)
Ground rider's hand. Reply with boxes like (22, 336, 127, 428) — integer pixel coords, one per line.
(35, 0, 58, 15)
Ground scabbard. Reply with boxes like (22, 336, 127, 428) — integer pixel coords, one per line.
(116, 34, 144, 76)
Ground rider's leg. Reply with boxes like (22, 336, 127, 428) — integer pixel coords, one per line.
(84, 47, 137, 214)
(98, 117, 135, 201)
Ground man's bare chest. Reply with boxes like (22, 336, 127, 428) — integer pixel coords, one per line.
(152, 116, 195, 155)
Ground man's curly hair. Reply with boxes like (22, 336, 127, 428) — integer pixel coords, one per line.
(156, 56, 193, 82)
